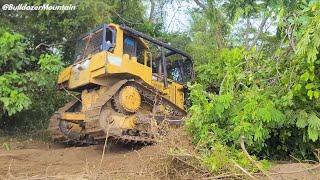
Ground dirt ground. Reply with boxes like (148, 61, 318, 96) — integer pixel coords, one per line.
(0, 140, 168, 179)
(0, 131, 320, 180)
(0, 129, 200, 180)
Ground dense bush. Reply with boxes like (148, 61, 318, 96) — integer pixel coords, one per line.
(0, 29, 67, 135)
(186, 0, 320, 171)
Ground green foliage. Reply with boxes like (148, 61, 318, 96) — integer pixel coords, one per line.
(0, 29, 66, 134)
(293, 2, 320, 101)
(0, 31, 31, 116)
(186, 0, 320, 171)
(0, 74, 31, 116)
(187, 47, 287, 150)
(38, 54, 64, 75)
(0, 31, 32, 71)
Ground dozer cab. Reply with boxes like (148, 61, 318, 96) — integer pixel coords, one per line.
(49, 23, 194, 144)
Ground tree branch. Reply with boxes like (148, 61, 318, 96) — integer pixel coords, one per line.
(250, 14, 268, 49)
(244, 18, 251, 50)
(240, 136, 272, 179)
(288, 25, 297, 52)
(194, 0, 206, 9)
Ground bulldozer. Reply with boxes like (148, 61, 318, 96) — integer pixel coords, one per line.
(48, 23, 194, 144)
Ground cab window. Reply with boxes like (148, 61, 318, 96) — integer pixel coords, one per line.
(136, 43, 145, 64)
(123, 36, 136, 57)
(123, 35, 145, 65)
(105, 28, 113, 43)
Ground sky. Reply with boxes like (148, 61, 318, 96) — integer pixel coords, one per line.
(144, 1, 196, 32)
(144, 1, 277, 35)
(162, 1, 196, 32)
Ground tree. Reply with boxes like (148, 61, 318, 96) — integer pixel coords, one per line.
(186, 0, 320, 171)
(0, 28, 67, 133)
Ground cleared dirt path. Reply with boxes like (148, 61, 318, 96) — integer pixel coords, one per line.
(0, 140, 161, 179)
(1, 133, 320, 180)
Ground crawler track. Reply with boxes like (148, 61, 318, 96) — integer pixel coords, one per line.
(48, 80, 186, 145)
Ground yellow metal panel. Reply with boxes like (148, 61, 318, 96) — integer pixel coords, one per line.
(69, 66, 90, 89)
(151, 80, 169, 94)
(89, 52, 107, 71)
(81, 90, 91, 112)
(60, 112, 85, 121)
(172, 82, 184, 109)
(81, 89, 100, 112)
(90, 67, 106, 78)
(57, 66, 71, 83)
(108, 23, 123, 56)
(151, 80, 184, 109)
(106, 53, 152, 84)
(169, 84, 176, 103)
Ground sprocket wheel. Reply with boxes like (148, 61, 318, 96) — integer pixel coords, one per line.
(112, 85, 141, 114)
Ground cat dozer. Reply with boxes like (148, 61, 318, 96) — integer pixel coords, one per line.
(48, 23, 194, 144)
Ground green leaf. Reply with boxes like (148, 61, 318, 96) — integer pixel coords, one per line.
(308, 112, 320, 129)
(38, 54, 64, 75)
(307, 90, 313, 99)
(305, 83, 315, 90)
(293, 84, 302, 92)
(308, 127, 319, 142)
(300, 72, 309, 81)
(296, 110, 308, 128)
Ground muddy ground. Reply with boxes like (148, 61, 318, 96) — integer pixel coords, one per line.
(0, 130, 320, 180)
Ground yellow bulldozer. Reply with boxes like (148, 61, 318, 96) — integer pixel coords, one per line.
(49, 23, 194, 144)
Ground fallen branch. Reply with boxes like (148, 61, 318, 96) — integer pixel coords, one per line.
(231, 159, 257, 180)
(172, 156, 206, 173)
(5, 159, 14, 180)
(203, 172, 246, 179)
(240, 135, 273, 179)
(99, 123, 110, 170)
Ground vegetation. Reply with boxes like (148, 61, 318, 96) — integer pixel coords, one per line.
(187, 0, 320, 171)
(0, 29, 66, 134)
(0, 0, 320, 173)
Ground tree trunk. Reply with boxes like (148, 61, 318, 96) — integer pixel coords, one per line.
(149, 0, 156, 23)
(194, 0, 206, 9)
(250, 15, 268, 49)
